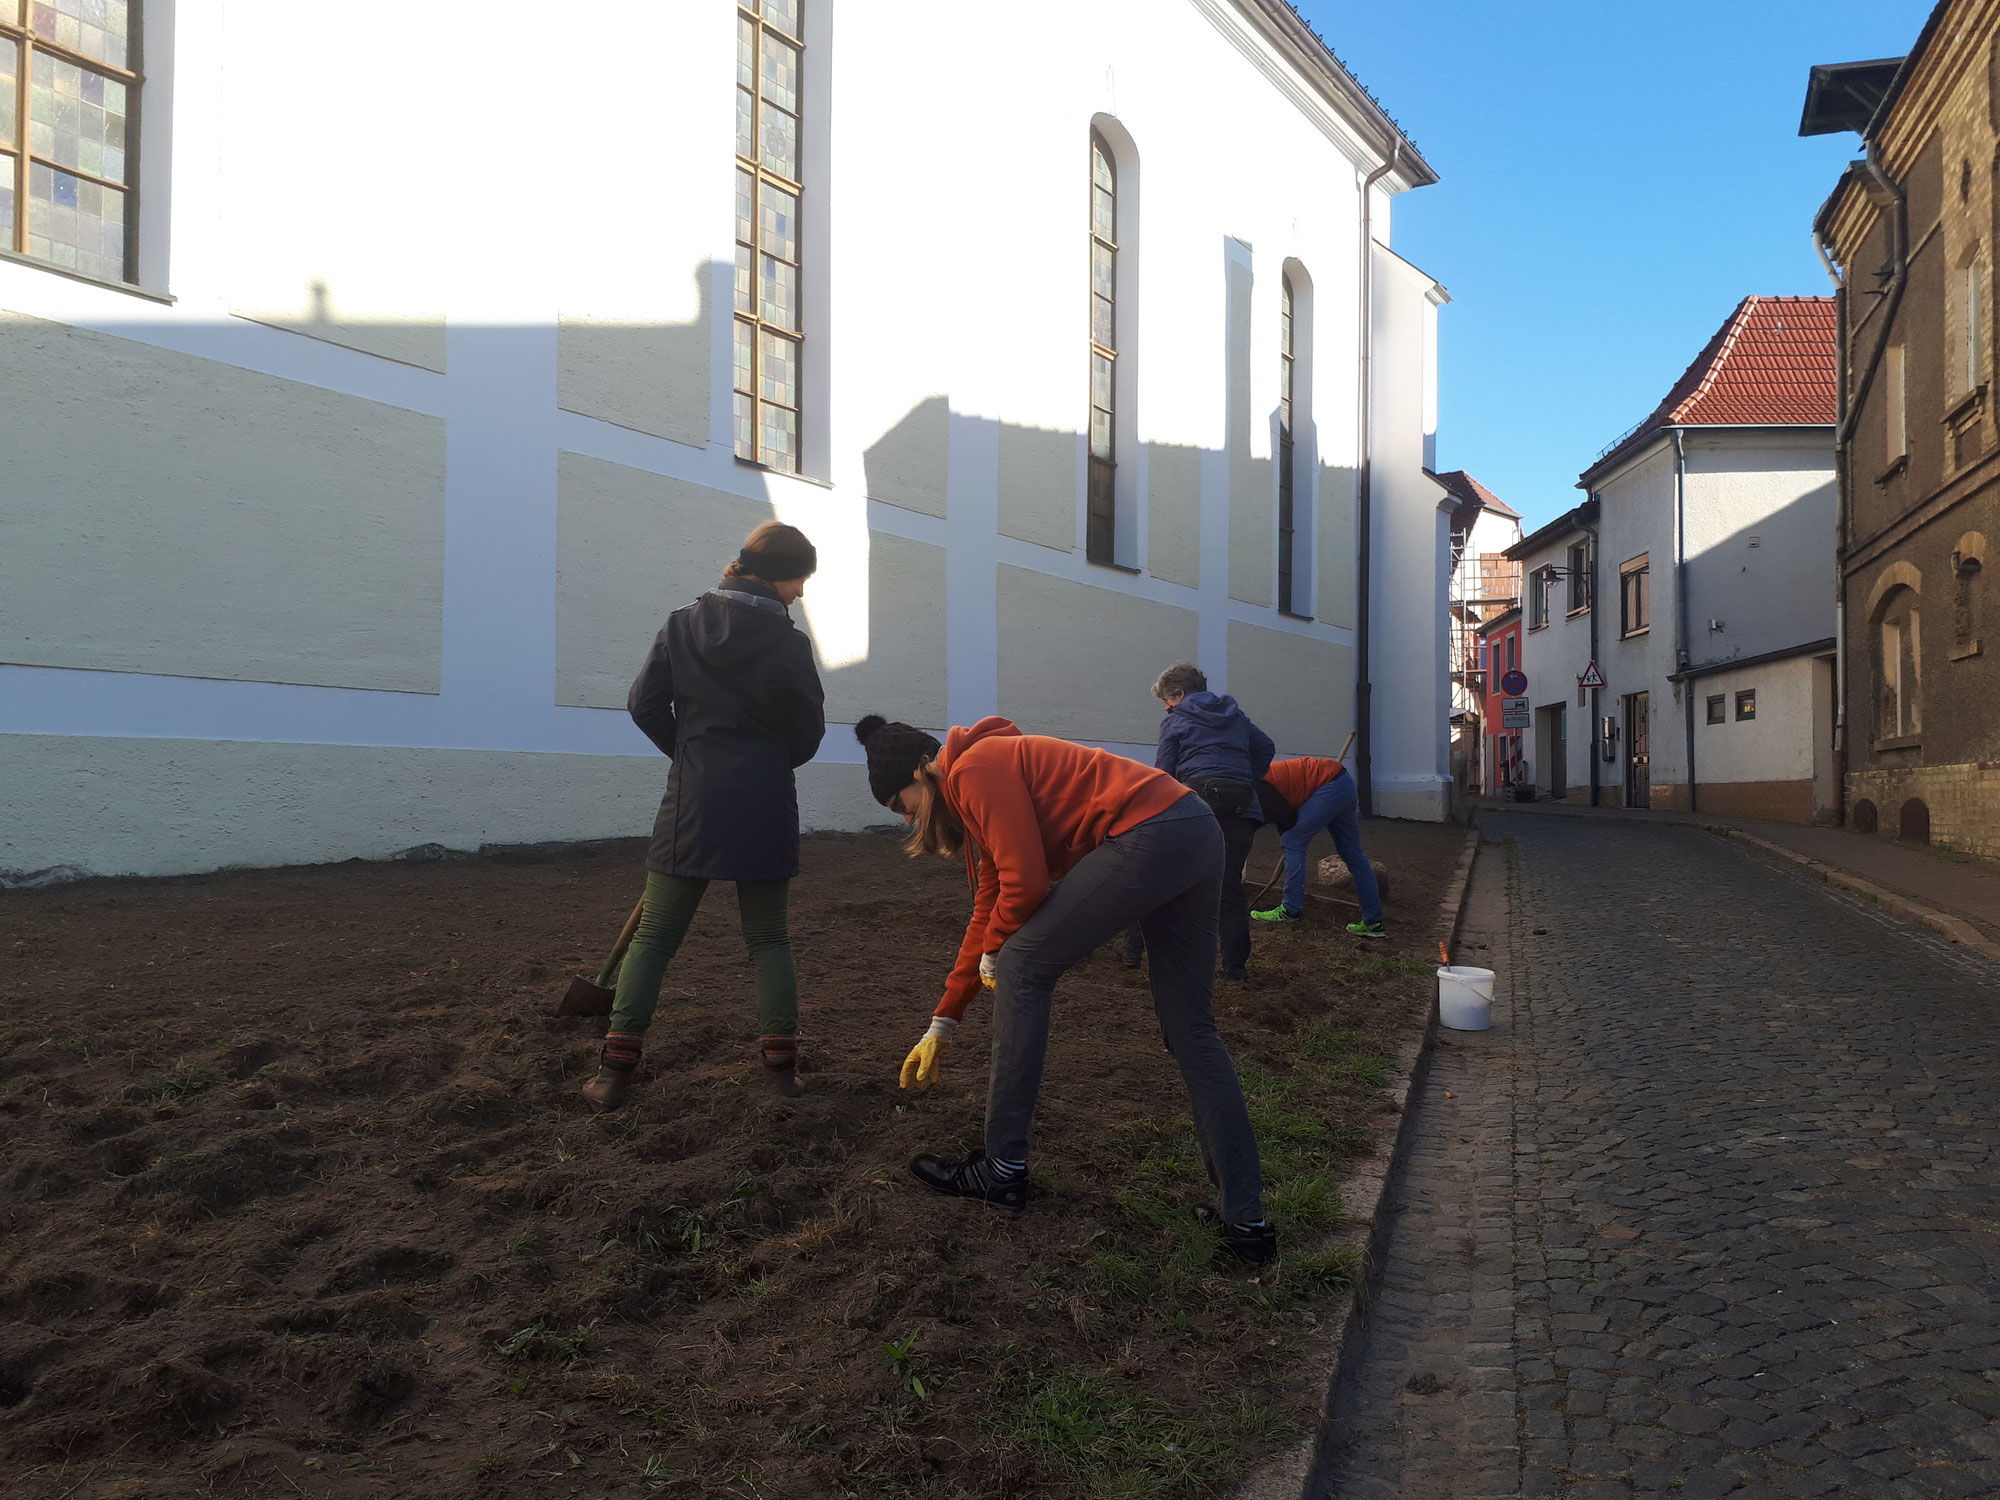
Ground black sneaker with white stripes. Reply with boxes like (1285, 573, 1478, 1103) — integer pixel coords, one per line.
(1193, 1204, 1279, 1265)
(908, 1147, 1029, 1212)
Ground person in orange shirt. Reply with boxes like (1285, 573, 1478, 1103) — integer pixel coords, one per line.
(854, 714, 1275, 1265)
(1251, 755, 1384, 936)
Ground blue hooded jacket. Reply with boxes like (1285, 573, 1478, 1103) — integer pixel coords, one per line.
(1155, 690, 1275, 793)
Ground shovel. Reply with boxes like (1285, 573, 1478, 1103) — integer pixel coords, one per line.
(558, 894, 647, 1017)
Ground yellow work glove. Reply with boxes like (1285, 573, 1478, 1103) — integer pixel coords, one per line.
(979, 953, 999, 990)
(900, 1016, 956, 1093)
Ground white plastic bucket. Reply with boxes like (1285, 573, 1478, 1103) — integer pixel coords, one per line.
(1436, 965, 1494, 1031)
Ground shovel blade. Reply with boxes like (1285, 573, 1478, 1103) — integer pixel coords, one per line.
(559, 975, 614, 1017)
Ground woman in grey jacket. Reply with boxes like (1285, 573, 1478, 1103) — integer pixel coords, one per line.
(583, 521, 827, 1109)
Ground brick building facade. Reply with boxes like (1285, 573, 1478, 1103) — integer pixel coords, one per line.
(1808, 0, 2000, 858)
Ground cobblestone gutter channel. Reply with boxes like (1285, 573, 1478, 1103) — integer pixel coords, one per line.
(1305, 812, 2000, 1499)
(1234, 820, 1484, 1500)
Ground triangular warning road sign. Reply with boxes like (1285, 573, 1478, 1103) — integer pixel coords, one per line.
(1578, 660, 1606, 689)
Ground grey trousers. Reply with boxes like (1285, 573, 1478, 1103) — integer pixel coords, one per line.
(986, 798, 1266, 1223)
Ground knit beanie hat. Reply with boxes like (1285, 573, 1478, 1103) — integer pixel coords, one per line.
(855, 714, 942, 806)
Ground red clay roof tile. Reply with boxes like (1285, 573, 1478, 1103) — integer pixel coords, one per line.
(1584, 296, 1836, 482)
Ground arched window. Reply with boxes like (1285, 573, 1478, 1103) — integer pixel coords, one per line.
(1279, 272, 1297, 612)
(1954, 532, 1986, 654)
(1876, 584, 1921, 739)
(1087, 128, 1118, 565)
(1278, 259, 1314, 615)
(734, 0, 805, 473)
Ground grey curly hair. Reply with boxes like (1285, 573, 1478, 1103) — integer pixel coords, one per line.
(1152, 660, 1207, 702)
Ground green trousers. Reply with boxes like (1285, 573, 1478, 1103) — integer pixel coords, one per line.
(608, 873, 798, 1039)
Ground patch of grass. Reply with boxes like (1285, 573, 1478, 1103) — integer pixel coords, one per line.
(988, 1368, 1293, 1496)
(149, 1062, 215, 1101)
(497, 1320, 600, 1364)
(1265, 1173, 1338, 1235)
(468, 1452, 506, 1478)
(1091, 1252, 1150, 1303)
(1288, 1246, 1359, 1294)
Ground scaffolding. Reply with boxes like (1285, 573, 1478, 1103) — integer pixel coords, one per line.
(1448, 536, 1522, 793)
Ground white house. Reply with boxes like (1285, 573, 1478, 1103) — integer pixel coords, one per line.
(1435, 470, 1523, 792)
(1505, 498, 1600, 801)
(1565, 296, 1838, 818)
(0, 0, 1453, 882)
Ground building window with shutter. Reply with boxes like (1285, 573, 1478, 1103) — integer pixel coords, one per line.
(1620, 554, 1650, 637)
(1566, 539, 1591, 613)
(1885, 343, 1907, 463)
(734, 1, 804, 473)
(1528, 566, 1554, 629)
(1877, 586, 1922, 740)
(1, 0, 139, 284)
(1967, 251, 1987, 396)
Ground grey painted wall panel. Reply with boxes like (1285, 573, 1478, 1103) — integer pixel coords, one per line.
(997, 422, 1079, 550)
(997, 565, 1196, 742)
(864, 395, 950, 518)
(0, 313, 446, 692)
(1147, 440, 1202, 587)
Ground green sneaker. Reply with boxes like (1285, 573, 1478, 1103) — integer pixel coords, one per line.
(1345, 920, 1387, 940)
(1251, 906, 1301, 924)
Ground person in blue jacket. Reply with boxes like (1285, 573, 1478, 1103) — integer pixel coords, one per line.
(1146, 661, 1275, 980)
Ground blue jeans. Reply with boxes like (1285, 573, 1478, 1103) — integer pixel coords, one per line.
(1280, 773, 1382, 923)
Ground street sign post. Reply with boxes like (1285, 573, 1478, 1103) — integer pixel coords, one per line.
(1499, 669, 1528, 697)
(1501, 695, 1531, 729)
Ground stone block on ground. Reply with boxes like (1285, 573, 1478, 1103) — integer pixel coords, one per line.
(1318, 855, 1390, 903)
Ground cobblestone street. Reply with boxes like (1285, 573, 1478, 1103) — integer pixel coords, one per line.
(1315, 813, 2000, 1499)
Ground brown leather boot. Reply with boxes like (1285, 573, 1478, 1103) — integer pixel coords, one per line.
(761, 1035, 803, 1098)
(583, 1032, 642, 1111)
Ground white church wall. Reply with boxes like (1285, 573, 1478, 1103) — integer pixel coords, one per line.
(0, 0, 1444, 881)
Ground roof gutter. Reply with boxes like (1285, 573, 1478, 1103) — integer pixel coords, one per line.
(1353, 140, 1400, 816)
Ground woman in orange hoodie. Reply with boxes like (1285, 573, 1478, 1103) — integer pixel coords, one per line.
(854, 714, 1274, 1265)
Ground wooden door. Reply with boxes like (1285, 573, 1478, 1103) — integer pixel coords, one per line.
(1626, 692, 1650, 808)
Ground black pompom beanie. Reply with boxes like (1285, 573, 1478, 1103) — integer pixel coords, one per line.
(855, 714, 942, 807)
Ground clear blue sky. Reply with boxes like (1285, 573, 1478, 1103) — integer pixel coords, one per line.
(1295, 0, 1936, 532)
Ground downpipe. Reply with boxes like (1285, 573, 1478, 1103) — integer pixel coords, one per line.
(1824, 228, 1848, 828)
(1354, 141, 1400, 817)
(1584, 504, 1602, 807)
(1674, 429, 1695, 814)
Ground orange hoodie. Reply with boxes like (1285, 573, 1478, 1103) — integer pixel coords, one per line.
(1263, 756, 1344, 810)
(931, 717, 1191, 1020)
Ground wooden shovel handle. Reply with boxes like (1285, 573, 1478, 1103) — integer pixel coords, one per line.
(592, 894, 648, 989)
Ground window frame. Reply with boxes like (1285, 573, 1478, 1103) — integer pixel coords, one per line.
(1277, 271, 1297, 613)
(1566, 539, 1592, 615)
(1528, 565, 1554, 630)
(0, 0, 143, 286)
(1706, 693, 1725, 726)
(733, 1, 806, 474)
(1734, 688, 1756, 721)
(1086, 127, 1118, 566)
(1967, 251, 1987, 398)
(1619, 554, 1651, 638)
(1885, 342, 1907, 463)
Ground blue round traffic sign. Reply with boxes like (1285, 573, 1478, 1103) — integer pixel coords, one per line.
(1500, 670, 1527, 696)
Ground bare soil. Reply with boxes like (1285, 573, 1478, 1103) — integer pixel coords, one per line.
(0, 817, 1463, 1500)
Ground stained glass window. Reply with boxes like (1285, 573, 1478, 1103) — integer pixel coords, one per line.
(1, 0, 137, 282)
(1278, 274, 1296, 613)
(734, 1, 802, 472)
(1087, 131, 1117, 566)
